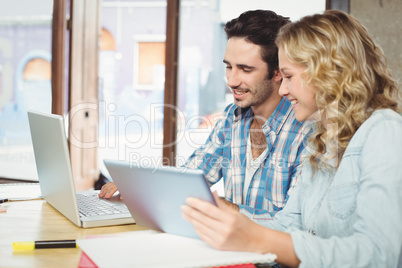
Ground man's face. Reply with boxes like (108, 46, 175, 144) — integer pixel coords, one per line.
(223, 37, 274, 110)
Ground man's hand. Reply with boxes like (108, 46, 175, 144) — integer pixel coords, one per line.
(98, 182, 119, 199)
(219, 197, 240, 211)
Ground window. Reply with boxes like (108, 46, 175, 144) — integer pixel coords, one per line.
(98, 1, 167, 178)
(0, 0, 326, 188)
(0, 1, 53, 181)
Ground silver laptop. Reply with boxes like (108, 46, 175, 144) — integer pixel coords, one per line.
(104, 159, 216, 239)
(27, 110, 134, 228)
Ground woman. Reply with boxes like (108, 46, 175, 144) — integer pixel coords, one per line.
(181, 10, 402, 267)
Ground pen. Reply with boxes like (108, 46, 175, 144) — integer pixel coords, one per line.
(0, 198, 9, 204)
(13, 240, 78, 251)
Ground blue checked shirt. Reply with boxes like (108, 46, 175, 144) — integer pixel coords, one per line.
(185, 97, 311, 221)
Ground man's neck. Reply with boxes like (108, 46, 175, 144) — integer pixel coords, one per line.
(251, 92, 282, 124)
(248, 92, 282, 160)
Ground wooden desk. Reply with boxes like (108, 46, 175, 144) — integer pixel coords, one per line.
(0, 200, 146, 267)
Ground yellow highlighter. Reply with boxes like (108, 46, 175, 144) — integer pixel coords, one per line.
(13, 240, 78, 251)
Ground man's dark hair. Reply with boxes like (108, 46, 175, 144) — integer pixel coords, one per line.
(224, 10, 290, 79)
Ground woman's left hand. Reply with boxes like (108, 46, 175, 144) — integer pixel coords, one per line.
(181, 191, 263, 252)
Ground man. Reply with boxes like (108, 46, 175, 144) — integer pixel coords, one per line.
(100, 10, 310, 221)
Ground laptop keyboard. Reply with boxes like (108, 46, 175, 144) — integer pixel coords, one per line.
(76, 192, 130, 217)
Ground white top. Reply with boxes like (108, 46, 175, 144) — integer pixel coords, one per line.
(244, 134, 267, 202)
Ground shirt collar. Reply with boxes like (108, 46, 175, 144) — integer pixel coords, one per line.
(234, 106, 251, 119)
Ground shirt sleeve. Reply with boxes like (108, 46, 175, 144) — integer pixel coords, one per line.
(184, 105, 233, 185)
(290, 117, 402, 267)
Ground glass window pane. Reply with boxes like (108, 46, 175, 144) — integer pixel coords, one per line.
(176, 1, 229, 165)
(0, 0, 53, 181)
(98, 0, 167, 176)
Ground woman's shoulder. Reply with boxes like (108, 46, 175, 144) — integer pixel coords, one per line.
(349, 109, 402, 146)
(370, 108, 402, 121)
(359, 109, 402, 132)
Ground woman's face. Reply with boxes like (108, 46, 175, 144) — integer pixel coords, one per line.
(278, 47, 318, 122)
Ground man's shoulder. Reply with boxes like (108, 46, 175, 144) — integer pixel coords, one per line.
(283, 108, 304, 126)
(289, 110, 313, 135)
(274, 102, 312, 140)
(272, 99, 308, 130)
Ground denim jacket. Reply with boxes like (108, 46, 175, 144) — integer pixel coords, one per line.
(262, 109, 402, 267)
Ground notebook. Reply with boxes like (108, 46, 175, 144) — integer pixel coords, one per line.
(27, 110, 134, 228)
(103, 159, 216, 239)
(77, 230, 277, 268)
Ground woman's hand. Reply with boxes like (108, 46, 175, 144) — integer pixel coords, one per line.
(181, 192, 300, 267)
(181, 191, 263, 253)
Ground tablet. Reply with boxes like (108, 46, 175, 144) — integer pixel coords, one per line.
(103, 159, 217, 239)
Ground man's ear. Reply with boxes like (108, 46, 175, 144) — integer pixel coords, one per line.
(273, 69, 283, 82)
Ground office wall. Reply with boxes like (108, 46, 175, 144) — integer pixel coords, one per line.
(351, 0, 402, 88)
(220, 0, 326, 21)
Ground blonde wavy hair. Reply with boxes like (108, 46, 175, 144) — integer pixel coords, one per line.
(275, 10, 401, 171)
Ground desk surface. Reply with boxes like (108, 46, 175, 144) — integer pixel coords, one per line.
(0, 200, 146, 267)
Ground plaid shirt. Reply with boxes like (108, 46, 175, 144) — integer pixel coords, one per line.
(185, 97, 311, 221)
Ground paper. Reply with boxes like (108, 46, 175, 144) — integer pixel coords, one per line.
(0, 183, 42, 200)
(77, 230, 276, 268)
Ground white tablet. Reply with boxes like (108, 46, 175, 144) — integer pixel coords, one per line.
(103, 159, 217, 239)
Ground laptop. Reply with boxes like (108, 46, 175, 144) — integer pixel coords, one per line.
(27, 110, 134, 228)
(103, 159, 217, 239)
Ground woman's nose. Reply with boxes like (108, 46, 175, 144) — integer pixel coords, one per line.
(278, 80, 289, 97)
